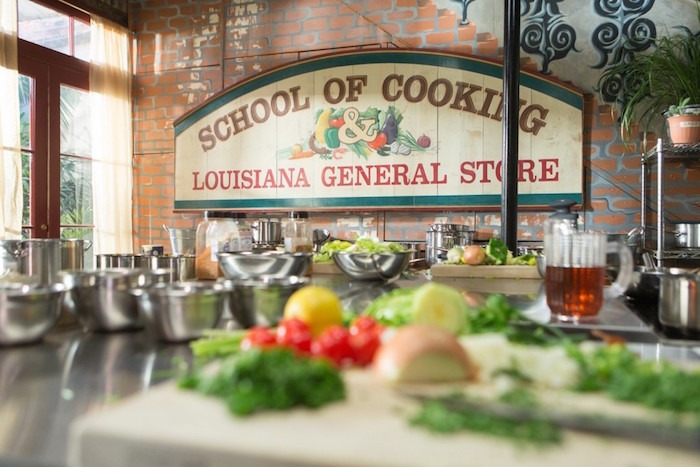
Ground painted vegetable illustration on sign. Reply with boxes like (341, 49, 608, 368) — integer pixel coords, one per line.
(284, 106, 432, 160)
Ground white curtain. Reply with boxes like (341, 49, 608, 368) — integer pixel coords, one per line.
(90, 16, 133, 254)
(0, 0, 22, 239)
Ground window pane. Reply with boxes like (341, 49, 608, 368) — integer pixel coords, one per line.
(60, 85, 91, 157)
(60, 156, 93, 226)
(18, 0, 70, 55)
(19, 75, 32, 230)
(21, 152, 31, 228)
(74, 19, 91, 61)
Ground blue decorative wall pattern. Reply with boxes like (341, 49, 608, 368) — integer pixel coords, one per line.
(521, 0, 580, 74)
(591, 0, 657, 102)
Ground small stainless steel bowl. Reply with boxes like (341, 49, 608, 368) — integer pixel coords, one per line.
(131, 281, 227, 342)
(332, 251, 412, 281)
(61, 268, 153, 332)
(0, 282, 65, 346)
(218, 251, 312, 280)
(222, 276, 309, 328)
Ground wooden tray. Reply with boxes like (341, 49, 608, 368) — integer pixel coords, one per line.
(430, 264, 541, 280)
(311, 262, 344, 275)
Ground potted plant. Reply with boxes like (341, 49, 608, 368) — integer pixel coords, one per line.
(597, 11, 700, 146)
(665, 97, 700, 145)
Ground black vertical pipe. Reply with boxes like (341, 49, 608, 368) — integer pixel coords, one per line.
(501, 0, 520, 253)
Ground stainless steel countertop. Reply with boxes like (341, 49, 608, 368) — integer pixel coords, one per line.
(1, 273, 698, 467)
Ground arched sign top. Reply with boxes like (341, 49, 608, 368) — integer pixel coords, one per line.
(174, 48, 583, 211)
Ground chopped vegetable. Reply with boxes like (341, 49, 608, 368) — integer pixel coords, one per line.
(484, 238, 510, 265)
(362, 286, 419, 327)
(179, 347, 346, 417)
(445, 246, 464, 264)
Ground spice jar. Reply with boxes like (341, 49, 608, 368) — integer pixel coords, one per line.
(195, 211, 239, 280)
(282, 211, 313, 253)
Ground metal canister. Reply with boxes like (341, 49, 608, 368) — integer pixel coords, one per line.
(425, 224, 473, 265)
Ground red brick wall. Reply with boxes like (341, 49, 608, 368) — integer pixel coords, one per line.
(129, 0, 680, 253)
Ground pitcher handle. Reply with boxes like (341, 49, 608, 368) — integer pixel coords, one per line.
(604, 241, 634, 299)
(84, 240, 93, 251)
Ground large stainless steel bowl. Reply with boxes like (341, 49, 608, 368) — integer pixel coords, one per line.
(218, 251, 312, 279)
(131, 281, 227, 342)
(61, 269, 154, 332)
(222, 276, 308, 328)
(332, 251, 412, 281)
(0, 282, 66, 346)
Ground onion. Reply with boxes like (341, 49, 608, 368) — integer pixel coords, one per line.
(462, 245, 486, 265)
(373, 324, 474, 384)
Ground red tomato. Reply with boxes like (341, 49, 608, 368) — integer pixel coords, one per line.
(240, 326, 277, 351)
(368, 132, 387, 150)
(276, 318, 312, 354)
(349, 315, 382, 336)
(311, 325, 355, 367)
(329, 117, 344, 128)
(349, 316, 383, 366)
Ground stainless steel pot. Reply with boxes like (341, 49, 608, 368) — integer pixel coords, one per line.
(425, 224, 473, 265)
(61, 239, 92, 270)
(659, 271, 700, 334)
(17, 239, 62, 284)
(252, 219, 282, 245)
(672, 222, 700, 248)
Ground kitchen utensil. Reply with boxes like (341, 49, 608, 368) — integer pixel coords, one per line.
(217, 251, 312, 280)
(131, 281, 227, 342)
(671, 222, 700, 248)
(425, 224, 473, 265)
(60, 239, 93, 271)
(16, 239, 62, 284)
(222, 275, 308, 328)
(152, 255, 196, 282)
(251, 219, 282, 245)
(312, 228, 331, 252)
(0, 282, 66, 346)
(96, 254, 151, 269)
(62, 269, 153, 332)
(163, 225, 197, 255)
(659, 271, 700, 335)
(0, 240, 20, 276)
(403, 392, 700, 453)
(332, 251, 412, 281)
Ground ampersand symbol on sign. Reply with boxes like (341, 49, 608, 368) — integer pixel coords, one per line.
(338, 107, 377, 144)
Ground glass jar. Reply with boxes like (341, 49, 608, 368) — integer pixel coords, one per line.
(228, 213, 253, 253)
(195, 211, 239, 280)
(282, 211, 313, 253)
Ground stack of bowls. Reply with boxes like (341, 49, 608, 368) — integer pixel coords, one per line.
(61, 268, 167, 332)
(216, 251, 312, 328)
(221, 276, 308, 328)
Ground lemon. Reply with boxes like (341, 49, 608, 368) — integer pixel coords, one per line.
(283, 285, 344, 337)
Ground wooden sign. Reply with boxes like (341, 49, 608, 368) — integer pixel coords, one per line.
(173, 49, 583, 211)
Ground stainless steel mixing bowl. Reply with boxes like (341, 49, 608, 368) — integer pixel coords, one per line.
(222, 276, 309, 328)
(0, 282, 66, 346)
(218, 251, 312, 279)
(61, 268, 152, 332)
(131, 281, 227, 342)
(332, 251, 412, 281)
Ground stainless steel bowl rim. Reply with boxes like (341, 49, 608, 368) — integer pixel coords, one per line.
(220, 275, 309, 287)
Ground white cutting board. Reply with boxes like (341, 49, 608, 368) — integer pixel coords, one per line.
(67, 370, 700, 467)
